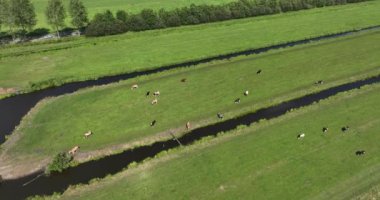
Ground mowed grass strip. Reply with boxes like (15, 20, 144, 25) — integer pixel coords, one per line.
(55, 85, 380, 200)
(1, 1, 380, 91)
(31, 0, 233, 29)
(4, 30, 380, 162)
(352, 184, 380, 200)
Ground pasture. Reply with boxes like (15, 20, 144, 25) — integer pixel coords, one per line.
(31, 0, 233, 29)
(53, 79, 380, 200)
(2, 30, 380, 174)
(1, 0, 380, 94)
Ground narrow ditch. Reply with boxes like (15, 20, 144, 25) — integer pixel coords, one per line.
(1, 75, 379, 199)
(1, 25, 379, 143)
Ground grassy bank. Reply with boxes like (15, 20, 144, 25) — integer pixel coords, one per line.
(352, 184, 380, 200)
(46, 81, 380, 200)
(1, 1, 380, 93)
(1, 30, 380, 173)
(31, 0, 233, 29)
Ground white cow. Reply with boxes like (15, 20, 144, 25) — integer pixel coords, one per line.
(84, 130, 93, 138)
(297, 133, 305, 139)
(131, 84, 139, 90)
(153, 91, 160, 96)
(151, 99, 158, 105)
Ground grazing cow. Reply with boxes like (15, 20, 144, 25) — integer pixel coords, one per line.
(131, 84, 139, 90)
(153, 91, 160, 96)
(315, 80, 324, 85)
(68, 146, 80, 155)
(217, 113, 224, 119)
(151, 99, 158, 105)
(146, 91, 150, 97)
(234, 98, 241, 104)
(244, 91, 249, 96)
(322, 127, 329, 133)
(186, 122, 191, 130)
(341, 126, 350, 132)
(181, 78, 187, 83)
(297, 133, 305, 139)
(84, 130, 93, 138)
(257, 69, 262, 74)
(355, 150, 366, 156)
(151, 120, 156, 126)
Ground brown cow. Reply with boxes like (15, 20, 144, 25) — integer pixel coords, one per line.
(68, 146, 80, 155)
(186, 122, 191, 130)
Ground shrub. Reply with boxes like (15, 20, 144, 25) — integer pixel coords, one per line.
(26, 28, 49, 38)
(140, 9, 163, 29)
(46, 152, 73, 174)
(116, 10, 128, 24)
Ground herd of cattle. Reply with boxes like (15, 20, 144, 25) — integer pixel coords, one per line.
(297, 126, 365, 156)
(66, 71, 365, 157)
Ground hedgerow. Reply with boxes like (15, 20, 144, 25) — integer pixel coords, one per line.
(85, 0, 368, 36)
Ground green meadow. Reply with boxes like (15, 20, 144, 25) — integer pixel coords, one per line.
(2, 30, 380, 168)
(0, 1, 380, 198)
(1, 1, 380, 93)
(53, 81, 380, 200)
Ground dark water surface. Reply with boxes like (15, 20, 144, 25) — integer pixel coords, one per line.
(1, 75, 379, 199)
(1, 25, 379, 143)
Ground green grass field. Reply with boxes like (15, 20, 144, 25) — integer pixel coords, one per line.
(31, 0, 233, 29)
(53, 81, 380, 200)
(2, 30, 380, 170)
(1, 1, 380, 94)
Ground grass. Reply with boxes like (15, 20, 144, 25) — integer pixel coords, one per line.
(1, 1, 380, 92)
(352, 184, 380, 200)
(2, 30, 380, 166)
(31, 0, 234, 29)
(51, 80, 380, 200)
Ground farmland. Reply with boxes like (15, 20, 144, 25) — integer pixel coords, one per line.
(31, 0, 233, 29)
(50, 81, 380, 200)
(0, 0, 380, 199)
(1, 1, 380, 94)
(1, 29, 380, 179)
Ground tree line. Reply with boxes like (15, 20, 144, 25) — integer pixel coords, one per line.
(0, 0, 88, 39)
(0, 0, 369, 39)
(85, 0, 369, 36)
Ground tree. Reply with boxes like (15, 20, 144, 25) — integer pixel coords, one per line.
(158, 9, 181, 27)
(279, 0, 294, 11)
(0, 0, 9, 32)
(125, 14, 146, 31)
(69, 0, 88, 30)
(10, 0, 36, 33)
(140, 9, 161, 29)
(46, 0, 66, 37)
(85, 10, 127, 36)
(1, 0, 17, 39)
